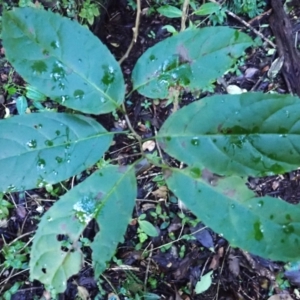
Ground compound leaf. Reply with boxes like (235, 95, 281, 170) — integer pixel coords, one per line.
(166, 167, 300, 262)
(2, 7, 124, 114)
(158, 93, 300, 177)
(91, 165, 137, 277)
(0, 112, 112, 192)
(132, 27, 252, 99)
(30, 165, 137, 293)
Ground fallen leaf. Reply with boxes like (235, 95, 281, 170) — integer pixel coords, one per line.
(191, 223, 214, 249)
(152, 186, 168, 199)
(77, 285, 90, 300)
(228, 251, 240, 277)
(195, 271, 213, 294)
(209, 247, 224, 270)
(142, 140, 156, 152)
(226, 84, 247, 94)
(244, 67, 259, 79)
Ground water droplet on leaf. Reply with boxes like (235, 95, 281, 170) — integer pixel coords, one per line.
(37, 158, 46, 169)
(191, 137, 200, 146)
(282, 224, 295, 234)
(257, 200, 264, 207)
(56, 156, 63, 163)
(27, 139, 37, 148)
(45, 140, 53, 146)
(50, 40, 60, 49)
(189, 167, 201, 178)
(73, 89, 85, 100)
(253, 221, 264, 241)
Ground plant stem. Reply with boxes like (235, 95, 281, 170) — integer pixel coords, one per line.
(119, 0, 141, 64)
(181, 0, 190, 31)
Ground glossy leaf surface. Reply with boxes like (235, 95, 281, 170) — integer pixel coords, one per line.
(91, 165, 137, 277)
(166, 167, 300, 262)
(0, 112, 112, 192)
(30, 165, 137, 293)
(132, 27, 252, 98)
(158, 93, 300, 177)
(2, 7, 124, 114)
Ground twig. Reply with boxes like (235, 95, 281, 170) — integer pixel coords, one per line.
(119, 0, 141, 64)
(121, 103, 143, 152)
(181, 0, 190, 31)
(208, 0, 276, 48)
(154, 127, 166, 165)
(144, 244, 153, 291)
(225, 9, 276, 48)
(214, 245, 230, 300)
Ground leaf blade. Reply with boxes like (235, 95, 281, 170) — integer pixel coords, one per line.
(158, 93, 300, 177)
(2, 7, 125, 114)
(0, 112, 113, 192)
(30, 165, 137, 293)
(132, 27, 252, 99)
(91, 165, 137, 277)
(166, 167, 300, 262)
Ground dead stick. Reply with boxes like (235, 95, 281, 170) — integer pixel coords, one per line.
(119, 0, 141, 64)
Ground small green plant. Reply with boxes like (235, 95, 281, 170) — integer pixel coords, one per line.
(2, 240, 30, 269)
(226, 0, 266, 18)
(0, 193, 13, 220)
(2, 6, 300, 296)
(78, 0, 100, 25)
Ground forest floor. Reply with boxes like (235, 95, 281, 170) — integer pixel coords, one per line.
(1, 0, 300, 299)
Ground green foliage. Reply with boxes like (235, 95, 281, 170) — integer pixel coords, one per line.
(2, 7, 124, 114)
(3, 282, 22, 300)
(2, 6, 300, 295)
(132, 27, 251, 99)
(226, 0, 266, 18)
(2, 240, 30, 269)
(0, 193, 13, 219)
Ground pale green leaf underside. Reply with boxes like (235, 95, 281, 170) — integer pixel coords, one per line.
(132, 27, 252, 99)
(91, 165, 137, 277)
(0, 112, 112, 192)
(30, 165, 137, 293)
(2, 7, 125, 114)
(166, 167, 300, 262)
(158, 93, 300, 177)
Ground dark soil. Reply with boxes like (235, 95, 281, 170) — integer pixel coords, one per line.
(1, 0, 300, 299)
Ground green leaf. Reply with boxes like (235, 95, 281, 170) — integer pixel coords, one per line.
(0, 112, 113, 192)
(16, 95, 28, 114)
(26, 85, 47, 101)
(158, 93, 300, 177)
(195, 271, 213, 294)
(91, 165, 137, 277)
(166, 167, 300, 262)
(194, 3, 220, 16)
(157, 5, 182, 18)
(30, 165, 137, 293)
(138, 220, 159, 237)
(132, 27, 252, 99)
(2, 7, 125, 114)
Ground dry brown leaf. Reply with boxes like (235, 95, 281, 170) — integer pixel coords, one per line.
(272, 181, 279, 190)
(77, 285, 90, 300)
(0, 219, 8, 228)
(226, 84, 247, 94)
(142, 140, 156, 152)
(16, 205, 27, 219)
(209, 247, 224, 270)
(228, 253, 240, 277)
(152, 186, 168, 199)
(244, 67, 259, 79)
